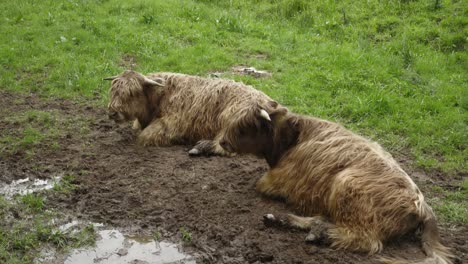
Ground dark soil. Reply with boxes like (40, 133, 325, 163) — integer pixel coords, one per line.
(0, 91, 466, 264)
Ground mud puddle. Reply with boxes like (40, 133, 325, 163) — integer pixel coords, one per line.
(40, 221, 195, 264)
(66, 229, 195, 264)
(0, 176, 61, 198)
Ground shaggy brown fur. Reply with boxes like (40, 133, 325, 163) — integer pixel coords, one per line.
(219, 107, 453, 264)
(106, 70, 282, 155)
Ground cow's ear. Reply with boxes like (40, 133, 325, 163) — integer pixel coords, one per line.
(143, 77, 165, 87)
(267, 101, 278, 109)
(269, 107, 288, 122)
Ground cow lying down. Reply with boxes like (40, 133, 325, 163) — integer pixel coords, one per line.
(105, 70, 280, 156)
(219, 106, 453, 264)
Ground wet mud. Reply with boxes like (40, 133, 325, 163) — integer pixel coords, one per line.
(0, 91, 466, 263)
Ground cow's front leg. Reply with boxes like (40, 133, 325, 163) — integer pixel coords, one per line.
(188, 140, 215, 156)
(137, 119, 177, 146)
(188, 139, 232, 156)
(256, 170, 287, 198)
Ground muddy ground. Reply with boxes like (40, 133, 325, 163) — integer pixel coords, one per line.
(0, 91, 466, 264)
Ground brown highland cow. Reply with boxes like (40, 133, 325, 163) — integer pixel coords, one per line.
(219, 105, 454, 264)
(105, 70, 279, 155)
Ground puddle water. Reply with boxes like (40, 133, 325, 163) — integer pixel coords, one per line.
(64, 228, 195, 264)
(0, 176, 61, 198)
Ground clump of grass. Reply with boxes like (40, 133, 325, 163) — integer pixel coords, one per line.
(152, 230, 162, 241)
(179, 227, 192, 243)
(53, 174, 77, 194)
(20, 126, 45, 148)
(72, 224, 96, 248)
(19, 193, 45, 212)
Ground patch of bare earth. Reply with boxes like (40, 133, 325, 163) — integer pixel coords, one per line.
(209, 65, 272, 79)
(118, 54, 137, 70)
(0, 91, 466, 263)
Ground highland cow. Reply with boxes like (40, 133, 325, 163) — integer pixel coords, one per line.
(105, 70, 281, 156)
(219, 106, 453, 264)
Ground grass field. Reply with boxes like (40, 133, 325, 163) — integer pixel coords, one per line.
(0, 0, 467, 262)
(1, 0, 466, 175)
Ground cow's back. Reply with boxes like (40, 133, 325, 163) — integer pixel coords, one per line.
(148, 73, 274, 143)
(274, 116, 423, 236)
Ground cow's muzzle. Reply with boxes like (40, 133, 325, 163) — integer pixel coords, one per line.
(108, 110, 125, 123)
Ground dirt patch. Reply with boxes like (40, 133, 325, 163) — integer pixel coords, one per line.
(231, 66, 272, 78)
(209, 65, 272, 79)
(119, 54, 137, 70)
(0, 91, 466, 264)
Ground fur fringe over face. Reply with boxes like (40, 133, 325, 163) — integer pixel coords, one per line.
(220, 109, 454, 264)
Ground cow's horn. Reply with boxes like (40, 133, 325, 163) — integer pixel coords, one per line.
(144, 77, 165, 87)
(259, 109, 271, 121)
(103, 75, 118, 81)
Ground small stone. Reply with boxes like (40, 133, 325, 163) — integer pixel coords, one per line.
(117, 248, 128, 256)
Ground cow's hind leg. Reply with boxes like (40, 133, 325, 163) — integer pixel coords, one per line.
(289, 214, 333, 244)
(263, 214, 382, 253)
(263, 214, 332, 245)
(327, 225, 383, 254)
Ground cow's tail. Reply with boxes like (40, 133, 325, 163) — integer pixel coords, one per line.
(380, 203, 454, 264)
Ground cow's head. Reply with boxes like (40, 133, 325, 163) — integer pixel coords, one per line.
(220, 101, 293, 162)
(105, 70, 164, 125)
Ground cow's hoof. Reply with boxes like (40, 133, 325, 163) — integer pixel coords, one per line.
(263, 213, 287, 228)
(188, 148, 201, 156)
(305, 233, 317, 243)
(264, 214, 276, 221)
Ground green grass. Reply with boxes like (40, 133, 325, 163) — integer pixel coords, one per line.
(0, 2, 466, 261)
(152, 230, 162, 241)
(19, 193, 45, 212)
(179, 227, 192, 243)
(0, 194, 96, 263)
(53, 174, 77, 194)
(430, 179, 468, 223)
(1, 0, 465, 175)
(0, 109, 93, 158)
(0, 110, 59, 156)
